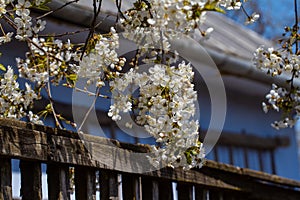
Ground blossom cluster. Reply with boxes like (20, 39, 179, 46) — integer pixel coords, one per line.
(121, 0, 256, 60)
(109, 62, 204, 169)
(14, 0, 47, 40)
(0, 66, 41, 123)
(78, 27, 125, 87)
(255, 48, 300, 129)
(123, 0, 245, 33)
(0, 0, 47, 48)
(261, 84, 299, 129)
(17, 37, 78, 86)
(254, 22, 300, 129)
(245, 12, 260, 25)
(0, 0, 49, 125)
(254, 46, 300, 77)
(219, 0, 243, 10)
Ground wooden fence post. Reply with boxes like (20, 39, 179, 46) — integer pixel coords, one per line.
(0, 158, 12, 200)
(195, 187, 207, 200)
(20, 160, 42, 200)
(141, 177, 158, 200)
(75, 166, 96, 200)
(122, 174, 140, 200)
(99, 170, 119, 200)
(158, 181, 173, 200)
(47, 164, 70, 200)
(177, 183, 193, 200)
(209, 190, 224, 200)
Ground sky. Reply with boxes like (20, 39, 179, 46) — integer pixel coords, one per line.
(226, 0, 297, 40)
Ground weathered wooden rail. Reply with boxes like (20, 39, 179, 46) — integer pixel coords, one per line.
(0, 118, 300, 200)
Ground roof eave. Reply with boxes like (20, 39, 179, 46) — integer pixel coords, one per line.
(46, 0, 293, 89)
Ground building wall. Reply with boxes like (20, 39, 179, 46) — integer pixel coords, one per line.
(1, 16, 299, 181)
(198, 79, 300, 180)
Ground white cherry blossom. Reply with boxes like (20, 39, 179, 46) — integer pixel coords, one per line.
(109, 62, 204, 168)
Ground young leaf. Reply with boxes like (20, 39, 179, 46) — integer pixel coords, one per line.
(203, 1, 226, 14)
(0, 64, 6, 72)
(67, 74, 77, 81)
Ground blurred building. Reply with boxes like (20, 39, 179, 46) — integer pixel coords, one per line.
(1, 0, 300, 198)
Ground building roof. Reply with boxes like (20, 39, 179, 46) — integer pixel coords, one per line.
(46, 0, 293, 93)
(49, 0, 272, 60)
(202, 12, 273, 60)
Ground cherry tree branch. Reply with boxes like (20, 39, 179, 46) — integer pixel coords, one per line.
(80, 0, 103, 60)
(77, 87, 101, 133)
(46, 55, 63, 129)
(36, 0, 80, 19)
(294, 0, 299, 54)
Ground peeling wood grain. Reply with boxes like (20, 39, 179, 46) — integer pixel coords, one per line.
(20, 160, 42, 200)
(100, 170, 119, 200)
(0, 119, 240, 191)
(47, 164, 70, 200)
(0, 118, 300, 199)
(204, 160, 300, 188)
(75, 166, 96, 200)
(0, 158, 12, 200)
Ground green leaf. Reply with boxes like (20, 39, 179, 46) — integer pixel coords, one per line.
(184, 151, 192, 164)
(0, 64, 6, 71)
(33, 4, 50, 11)
(32, 0, 52, 11)
(45, 103, 52, 111)
(203, 1, 226, 14)
(67, 74, 77, 81)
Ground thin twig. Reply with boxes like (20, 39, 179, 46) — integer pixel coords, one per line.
(40, 28, 90, 38)
(160, 30, 166, 64)
(241, 5, 250, 18)
(80, 0, 103, 60)
(2, 14, 18, 29)
(0, 24, 5, 35)
(288, 0, 299, 91)
(3, 14, 65, 63)
(46, 55, 63, 129)
(116, 0, 126, 22)
(294, 0, 299, 53)
(94, 16, 108, 29)
(3, 13, 64, 129)
(75, 87, 110, 98)
(37, 0, 79, 19)
(77, 87, 101, 133)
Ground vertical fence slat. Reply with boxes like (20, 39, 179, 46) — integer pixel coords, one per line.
(213, 147, 219, 162)
(20, 160, 42, 200)
(243, 148, 249, 168)
(195, 187, 206, 200)
(158, 181, 173, 200)
(100, 170, 119, 200)
(99, 170, 109, 200)
(47, 164, 70, 200)
(122, 174, 140, 200)
(209, 190, 223, 200)
(0, 158, 12, 200)
(223, 192, 236, 200)
(177, 183, 193, 200)
(270, 150, 276, 174)
(228, 146, 234, 165)
(258, 150, 264, 172)
(75, 166, 96, 200)
(141, 177, 158, 200)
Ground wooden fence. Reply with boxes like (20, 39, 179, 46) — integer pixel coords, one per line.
(1, 118, 300, 200)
